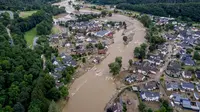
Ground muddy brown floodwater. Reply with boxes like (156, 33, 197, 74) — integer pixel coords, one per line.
(62, 14, 146, 112)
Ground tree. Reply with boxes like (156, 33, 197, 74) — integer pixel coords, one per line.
(134, 44, 146, 60)
(134, 47, 141, 58)
(115, 57, 122, 67)
(186, 48, 193, 54)
(123, 36, 128, 42)
(47, 87, 61, 101)
(193, 51, 200, 60)
(128, 59, 133, 67)
(139, 15, 152, 28)
(138, 102, 146, 112)
(75, 6, 80, 11)
(108, 12, 112, 17)
(147, 108, 153, 112)
(82, 57, 86, 63)
(59, 86, 69, 98)
(108, 57, 122, 75)
(141, 43, 147, 50)
(48, 100, 60, 112)
(101, 10, 107, 17)
(86, 43, 93, 49)
(13, 102, 25, 112)
(0, 12, 11, 26)
(165, 23, 174, 31)
(108, 62, 121, 75)
(95, 42, 104, 49)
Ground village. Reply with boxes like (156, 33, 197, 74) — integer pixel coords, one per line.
(44, 1, 200, 112)
(107, 14, 200, 112)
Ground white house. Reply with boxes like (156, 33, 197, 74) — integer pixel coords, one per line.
(182, 71, 192, 79)
(140, 91, 160, 101)
(181, 82, 194, 91)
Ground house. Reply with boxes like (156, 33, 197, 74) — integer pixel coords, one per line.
(76, 49, 86, 55)
(182, 100, 192, 109)
(145, 81, 158, 91)
(195, 71, 200, 79)
(181, 54, 195, 66)
(132, 86, 139, 92)
(164, 33, 175, 40)
(181, 82, 194, 91)
(125, 75, 136, 84)
(170, 93, 189, 105)
(182, 71, 192, 79)
(135, 61, 158, 75)
(194, 92, 200, 100)
(98, 49, 107, 54)
(165, 61, 182, 77)
(166, 81, 179, 91)
(95, 30, 111, 38)
(49, 34, 60, 43)
(140, 91, 160, 101)
(149, 67, 157, 74)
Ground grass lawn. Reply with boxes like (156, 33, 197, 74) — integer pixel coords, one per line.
(24, 27, 37, 47)
(51, 26, 61, 34)
(19, 10, 37, 18)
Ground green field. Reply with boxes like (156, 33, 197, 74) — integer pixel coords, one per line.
(24, 27, 37, 47)
(19, 10, 37, 18)
(51, 26, 61, 34)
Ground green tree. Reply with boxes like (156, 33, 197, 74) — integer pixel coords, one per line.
(138, 102, 146, 112)
(13, 102, 25, 112)
(59, 86, 69, 98)
(108, 12, 112, 17)
(128, 59, 133, 67)
(147, 108, 153, 112)
(101, 10, 107, 17)
(48, 100, 60, 112)
(86, 43, 93, 49)
(75, 6, 80, 11)
(115, 57, 122, 67)
(123, 36, 128, 42)
(186, 48, 193, 54)
(193, 51, 200, 60)
(82, 57, 86, 63)
(140, 15, 152, 28)
(108, 62, 121, 75)
(47, 87, 61, 101)
(4, 105, 13, 112)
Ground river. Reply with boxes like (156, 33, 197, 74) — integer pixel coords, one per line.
(53, 1, 146, 111)
(61, 13, 146, 112)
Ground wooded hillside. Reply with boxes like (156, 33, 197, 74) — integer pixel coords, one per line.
(85, 0, 200, 4)
(0, 0, 60, 10)
(117, 2, 200, 21)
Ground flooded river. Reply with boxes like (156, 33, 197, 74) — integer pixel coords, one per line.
(61, 14, 146, 112)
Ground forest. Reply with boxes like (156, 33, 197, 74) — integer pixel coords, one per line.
(117, 2, 200, 21)
(85, 0, 200, 4)
(0, 0, 60, 10)
(86, 0, 200, 22)
(0, 0, 68, 112)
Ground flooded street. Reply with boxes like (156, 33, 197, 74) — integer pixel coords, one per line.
(62, 14, 146, 112)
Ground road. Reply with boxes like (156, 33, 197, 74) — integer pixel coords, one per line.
(6, 28, 14, 46)
(62, 14, 146, 112)
(0, 11, 14, 19)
